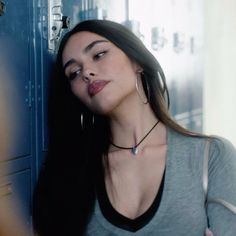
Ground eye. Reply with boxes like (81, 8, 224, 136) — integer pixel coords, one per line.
(94, 51, 107, 60)
(68, 68, 81, 81)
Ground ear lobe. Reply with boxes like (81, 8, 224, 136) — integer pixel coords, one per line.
(136, 67, 143, 74)
(133, 62, 143, 74)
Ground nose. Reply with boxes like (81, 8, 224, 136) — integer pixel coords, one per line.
(82, 67, 96, 83)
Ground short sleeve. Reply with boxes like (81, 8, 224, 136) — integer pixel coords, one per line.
(207, 137, 236, 236)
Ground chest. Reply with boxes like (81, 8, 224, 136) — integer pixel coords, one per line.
(105, 147, 166, 219)
(94, 134, 209, 234)
(87, 192, 208, 236)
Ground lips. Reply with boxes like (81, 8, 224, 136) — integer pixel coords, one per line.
(88, 80, 110, 97)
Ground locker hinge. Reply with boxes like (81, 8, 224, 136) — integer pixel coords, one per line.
(48, 0, 70, 52)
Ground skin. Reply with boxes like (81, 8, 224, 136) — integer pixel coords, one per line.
(63, 31, 141, 116)
(62, 31, 213, 235)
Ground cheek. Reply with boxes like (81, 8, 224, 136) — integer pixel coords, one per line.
(117, 58, 137, 82)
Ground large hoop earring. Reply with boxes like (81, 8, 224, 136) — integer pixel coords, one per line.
(92, 114, 95, 125)
(81, 113, 84, 130)
(81, 112, 95, 130)
(136, 73, 148, 104)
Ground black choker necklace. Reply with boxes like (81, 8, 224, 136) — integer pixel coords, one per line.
(110, 120, 160, 155)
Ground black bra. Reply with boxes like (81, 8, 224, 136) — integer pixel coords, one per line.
(96, 169, 165, 232)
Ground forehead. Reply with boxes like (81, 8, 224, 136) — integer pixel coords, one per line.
(62, 31, 109, 62)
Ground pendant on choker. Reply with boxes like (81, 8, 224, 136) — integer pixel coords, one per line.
(131, 147, 138, 155)
(110, 120, 160, 156)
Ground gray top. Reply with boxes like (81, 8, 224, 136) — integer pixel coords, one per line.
(85, 128, 236, 236)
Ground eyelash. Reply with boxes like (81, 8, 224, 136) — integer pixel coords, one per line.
(94, 50, 107, 60)
(68, 69, 81, 81)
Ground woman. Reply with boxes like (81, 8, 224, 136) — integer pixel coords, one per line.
(33, 20, 236, 236)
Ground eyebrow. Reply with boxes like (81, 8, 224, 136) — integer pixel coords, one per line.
(84, 39, 109, 53)
(63, 59, 77, 72)
(63, 40, 109, 73)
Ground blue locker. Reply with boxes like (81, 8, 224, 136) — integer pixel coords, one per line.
(0, 0, 84, 233)
(0, 0, 35, 234)
(0, 0, 32, 158)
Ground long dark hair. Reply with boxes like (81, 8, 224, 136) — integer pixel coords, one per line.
(33, 20, 197, 236)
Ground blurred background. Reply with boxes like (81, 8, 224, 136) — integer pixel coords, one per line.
(0, 0, 235, 234)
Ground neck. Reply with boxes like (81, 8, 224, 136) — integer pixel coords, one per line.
(109, 102, 158, 151)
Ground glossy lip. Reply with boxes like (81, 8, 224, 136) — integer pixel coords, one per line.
(88, 80, 110, 97)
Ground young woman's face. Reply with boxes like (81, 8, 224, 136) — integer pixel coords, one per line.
(62, 31, 141, 115)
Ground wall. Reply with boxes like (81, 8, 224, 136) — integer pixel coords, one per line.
(203, 0, 236, 144)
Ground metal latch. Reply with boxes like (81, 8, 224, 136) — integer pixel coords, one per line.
(0, 183, 12, 197)
(0, 1, 5, 16)
(48, 0, 70, 52)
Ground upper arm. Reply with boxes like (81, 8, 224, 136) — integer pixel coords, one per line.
(207, 137, 236, 235)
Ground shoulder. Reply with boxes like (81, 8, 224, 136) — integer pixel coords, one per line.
(208, 136, 236, 168)
(206, 137, 236, 232)
(168, 128, 236, 169)
(169, 127, 236, 155)
(209, 136, 236, 175)
(168, 127, 206, 151)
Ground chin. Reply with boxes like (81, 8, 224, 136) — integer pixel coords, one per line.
(91, 107, 112, 116)
(89, 102, 116, 116)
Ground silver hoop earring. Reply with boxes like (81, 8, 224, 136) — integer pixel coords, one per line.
(136, 74, 148, 104)
(143, 74, 151, 103)
(81, 113, 95, 130)
(92, 115, 95, 125)
(81, 113, 84, 130)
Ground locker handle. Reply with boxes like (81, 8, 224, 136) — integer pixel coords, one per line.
(48, 0, 70, 52)
(0, 183, 13, 197)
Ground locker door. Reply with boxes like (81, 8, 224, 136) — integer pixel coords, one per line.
(39, 0, 74, 168)
(0, 0, 33, 158)
(0, 0, 34, 233)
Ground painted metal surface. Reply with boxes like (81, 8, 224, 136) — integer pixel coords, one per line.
(0, 0, 34, 232)
(0, 0, 32, 158)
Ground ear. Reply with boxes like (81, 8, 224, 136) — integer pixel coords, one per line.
(137, 69, 143, 74)
(134, 64, 143, 74)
